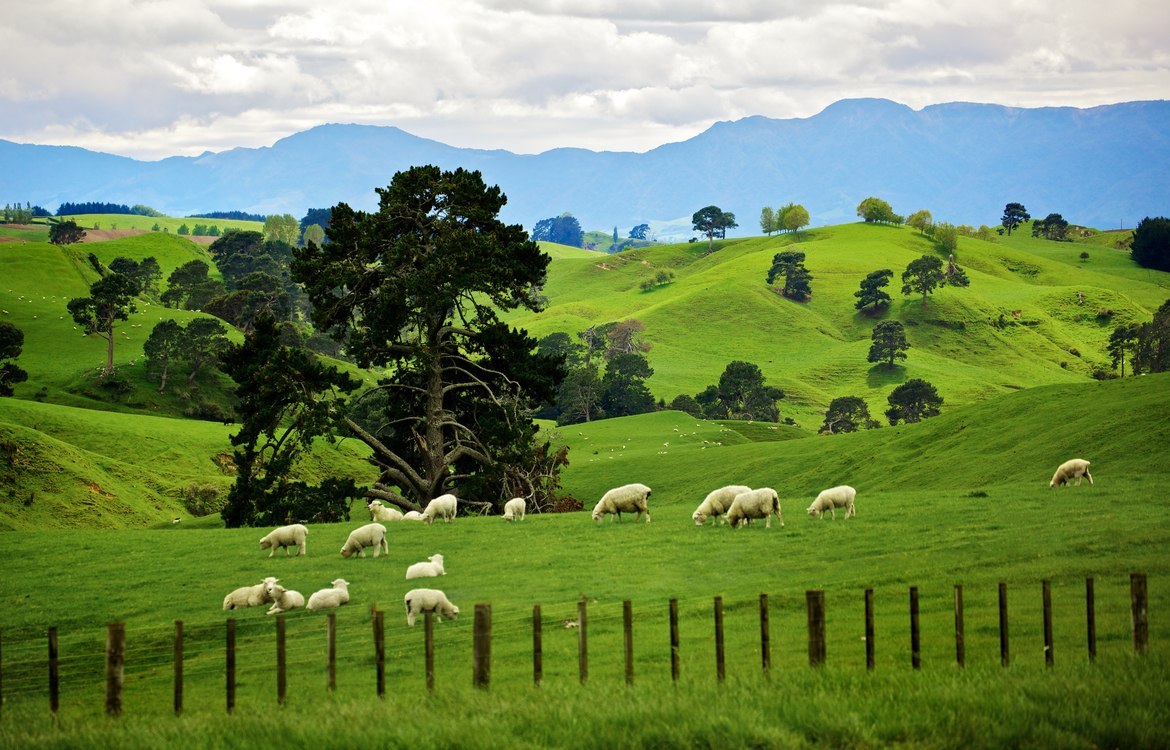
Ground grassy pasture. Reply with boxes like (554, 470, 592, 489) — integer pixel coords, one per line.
(58, 214, 264, 237)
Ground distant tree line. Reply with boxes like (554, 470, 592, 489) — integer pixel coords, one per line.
(3, 202, 51, 223)
(56, 202, 133, 215)
(532, 213, 584, 247)
(190, 210, 266, 222)
(1108, 298, 1170, 377)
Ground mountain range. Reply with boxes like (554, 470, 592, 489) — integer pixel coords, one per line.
(3, 98, 1168, 238)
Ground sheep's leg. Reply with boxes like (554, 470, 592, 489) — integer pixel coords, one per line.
(1085, 471, 1093, 486)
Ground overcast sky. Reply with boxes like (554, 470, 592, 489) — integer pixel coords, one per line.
(3, 0, 1167, 161)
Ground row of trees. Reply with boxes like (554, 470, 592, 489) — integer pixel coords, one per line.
(760, 203, 809, 236)
(1107, 299, 1170, 376)
(2, 203, 50, 223)
(819, 379, 944, 433)
(532, 213, 585, 247)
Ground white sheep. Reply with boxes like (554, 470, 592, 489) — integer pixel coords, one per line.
(368, 499, 404, 522)
(503, 497, 526, 522)
(591, 483, 652, 523)
(693, 485, 752, 526)
(726, 488, 784, 529)
(806, 485, 857, 520)
(404, 588, 460, 627)
(259, 524, 308, 557)
(307, 579, 351, 611)
(265, 581, 305, 615)
(222, 576, 278, 610)
(402, 511, 425, 521)
(1050, 458, 1093, 487)
(421, 494, 458, 525)
(405, 553, 446, 580)
(340, 522, 389, 558)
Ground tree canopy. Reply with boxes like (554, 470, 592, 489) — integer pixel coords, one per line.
(67, 273, 141, 377)
(856, 197, 900, 224)
(1130, 217, 1170, 272)
(901, 254, 969, 306)
(854, 268, 893, 311)
(0, 322, 28, 397)
(1000, 203, 1030, 236)
(532, 213, 584, 247)
(692, 205, 736, 251)
(868, 320, 909, 369)
(820, 396, 879, 434)
(48, 220, 86, 245)
(885, 378, 943, 425)
(766, 250, 812, 300)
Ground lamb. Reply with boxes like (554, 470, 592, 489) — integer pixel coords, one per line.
(693, 485, 753, 526)
(265, 581, 305, 615)
(368, 500, 404, 522)
(222, 576, 278, 610)
(1050, 458, 1093, 487)
(402, 511, 425, 521)
(405, 553, 446, 580)
(503, 497, 526, 522)
(421, 494, 458, 525)
(404, 588, 460, 627)
(806, 485, 857, 520)
(726, 488, 784, 529)
(340, 522, 389, 558)
(307, 579, 351, 611)
(259, 524, 308, 557)
(591, 483, 652, 523)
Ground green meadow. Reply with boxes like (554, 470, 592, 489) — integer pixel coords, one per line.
(54, 214, 264, 236)
(0, 217, 1168, 747)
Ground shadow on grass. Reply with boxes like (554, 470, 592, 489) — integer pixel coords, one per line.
(866, 364, 908, 388)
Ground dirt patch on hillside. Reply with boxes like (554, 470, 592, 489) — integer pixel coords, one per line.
(81, 229, 148, 242)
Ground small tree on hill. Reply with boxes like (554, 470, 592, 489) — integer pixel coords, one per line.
(857, 197, 899, 224)
(1032, 213, 1070, 241)
(868, 320, 909, 369)
(49, 220, 86, 245)
(1107, 322, 1143, 377)
(760, 206, 775, 235)
(599, 353, 656, 418)
(143, 319, 184, 393)
(68, 273, 141, 377)
(907, 209, 933, 235)
(0, 322, 28, 397)
(1130, 216, 1170, 272)
(766, 250, 813, 300)
(629, 223, 650, 240)
(901, 254, 969, 306)
(820, 396, 879, 434)
(855, 269, 893, 312)
(1000, 203, 1030, 236)
(778, 203, 810, 235)
(885, 378, 943, 425)
(692, 205, 736, 252)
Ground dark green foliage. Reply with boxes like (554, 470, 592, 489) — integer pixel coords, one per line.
(555, 363, 604, 425)
(600, 353, 656, 418)
(0, 321, 27, 396)
(56, 201, 131, 215)
(143, 319, 183, 393)
(856, 196, 900, 224)
(901, 254, 969, 306)
(532, 213, 585, 247)
(868, 320, 910, 369)
(189, 209, 265, 222)
(1000, 202, 1030, 236)
(885, 378, 943, 424)
(855, 268, 893, 311)
(1032, 212, 1070, 241)
(629, 223, 650, 240)
(67, 272, 141, 377)
(48, 220, 85, 245)
(692, 205, 737, 251)
(1107, 323, 1142, 376)
(1130, 216, 1170, 272)
(1133, 298, 1170, 374)
(692, 360, 784, 421)
(161, 260, 225, 310)
(766, 250, 813, 300)
(537, 332, 585, 368)
(820, 395, 880, 433)
(669, 393, 703, 418)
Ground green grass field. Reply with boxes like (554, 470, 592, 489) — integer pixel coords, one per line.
(56, 214, 264, 236)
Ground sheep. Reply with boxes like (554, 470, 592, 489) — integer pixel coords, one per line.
(693, 485, 752, 526)
(405, 553, 446, 580)
(259, 524, 308, 557)
(222, 576, 278, 610)
(591, 483, 652, 523)
(265, 581, 305, 615)
(340, 522, 389, 558)
(402, 511, 425, 521)
(368, 499, 404, 522)
(421, 494, 458, 525)
(503, 497, 526, 522)
(307, 579, 351, 611)
(1050, 458, 1093, 487)
(806, 485, 857, 520)
(726, 488, 784, 529)
(404, 588, 460, 627)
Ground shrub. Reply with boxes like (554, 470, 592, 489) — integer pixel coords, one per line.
(183, 484, 225, 516)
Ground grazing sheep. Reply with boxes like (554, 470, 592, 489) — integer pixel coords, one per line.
(259, 524, 308, 557)
(368, 500, 404, 522)
(307, 579, 351, 611)
(421, 494, 458, 525)
(265, 582, 305, 615)
(591, 483, 652, 523)
(402, 511, 425, 521)
(503, 497, 526, 522)
(222, 576, 278, 611)
(693, 485, 753, 526)
(806, 485, 857, 520)
(1050, 458, 1093, 487)
(405, 553, 446, 580)
(404, 588, 460, 627)
(340, 522, 389, 558)
(726, 488, 784, 529)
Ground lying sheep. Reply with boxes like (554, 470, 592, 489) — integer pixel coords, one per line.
(340, 522, 389, 558)
(591, 483, 652, 523)
(259, 524, 308, 557)
(422, 494, 458, 525)
(726, 488, 784, 529)
(402, 511, 425, 521)
(368, 500, 404, 522)
(405, 553, 446, 580)
(503, 497, 526, 522)
(404, 588, 460, 627)
(222, 576, 278, 610)
(265, 581, 305, 615)
(693, 485, 752, 526)
(1050, 458, 1093, 487)
(307, 579, 351, 611)
(807, 485, 857, 520)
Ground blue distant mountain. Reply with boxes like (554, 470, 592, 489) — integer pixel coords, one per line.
(3, 98, 1167, 235)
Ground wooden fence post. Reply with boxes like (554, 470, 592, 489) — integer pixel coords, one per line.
(1131, 573, 1148, 655)
(1042, 580, 1054, 668)
(276, 616, 287, 705)
(998, 582, 1010, 667)
(1085, 577, 1096, 662)
(954, 585, 965, 668)
(48, 626, 58, 717)
(105, 622, 125, 718)
(473, 604, 491, 688)
(623, 600, 634, 686)
(807, 590, 826, 667)
(909, 587, 920, 670)
(713, 596, 726, 683)
(759, 593, 771, 676)
(425, 611, 435, 692)
(578, 599, 588, 685)
(532, 604, 542, 686)
(669, 598, 680, 682)
(373, 610, 385, 698)
(864, 589, 875, 670)
(225, 618, 236, 714)
(327, 613, 337, 692)
(173, 620, 183, 716)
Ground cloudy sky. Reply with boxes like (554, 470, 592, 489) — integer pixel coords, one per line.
(3, 0, 1167, 161)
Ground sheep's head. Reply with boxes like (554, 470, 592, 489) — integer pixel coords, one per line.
(259, 537, 272, 549)
(340, 545, 353, 558)
(807, 505, 821, 517)
(692, 511, 706, 526)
